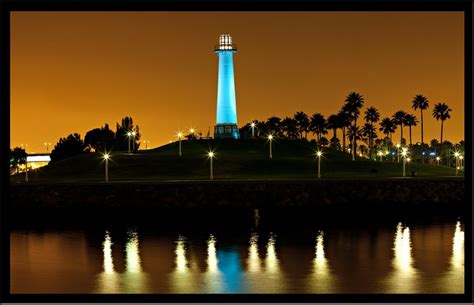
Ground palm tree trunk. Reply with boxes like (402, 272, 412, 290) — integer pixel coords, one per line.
(400, 123, 404, 144)
(409, 126, 412, 145)
(342, 127, 346, 152)
(440, 120, 444, 144)
(420, 109, 424, 144)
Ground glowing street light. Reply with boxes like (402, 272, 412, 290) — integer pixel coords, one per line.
(436, 156, 441, 165)
(250, 122, 256, 138)
(267, 134, 273, 159)
(316, 151, 323, 179)
(396, 143, 401, 163)
(401, 147, 408, 177)
(131, 131, 137, 152)
(103, 153, 110, 182)
(377, 151, 383, 162)
(127, 131, 132, 154)
(177, 132, 183, 156)
(454, 152, 460, 176)
(44, 142, 51, 153)
(208, 151, 215, 180)
(459, 155, 464, 171)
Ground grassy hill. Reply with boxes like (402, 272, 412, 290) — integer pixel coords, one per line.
(12, 139, 458, 182)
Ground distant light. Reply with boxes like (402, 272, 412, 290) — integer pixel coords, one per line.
(436, 156, 441, 161)
(396, 144, 401, 148)
(316, 151, 322, 157)
(385, 150, 389, 155)
(460, 156, 464, 160)
(250, 122, 256, 128)
(377, 151, 383, 156)
(26, 155, 51, 162)
(268, 134, 273, 140)
(392, 152, 395, 156)
(190, 128, 195, 133)
(131, 131, 136, 136)
(127, 132, 132, 136)
(401, 148, 408, 157)
(422, 152, 425, 155)
(177, 132, 183, 139)
(454, 152, 460, 157)
(208, 151, 215, 158)
(407, 157, 411, 162)
(429, 152, 436, 156)
(103, 153, 110, 160)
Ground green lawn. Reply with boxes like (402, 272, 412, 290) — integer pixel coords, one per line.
(12, 138, 459, 182)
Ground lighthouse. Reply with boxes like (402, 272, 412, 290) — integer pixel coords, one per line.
(214, 34, 240, 139)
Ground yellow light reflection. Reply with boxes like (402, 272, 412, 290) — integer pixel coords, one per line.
(438, 221, 465, 293)
(386, 222, 418, 293)
(306, 231, 335, 293)
(96, 231, 120, 293)
(265, 233, 280, 274)
(451, 221, 464, 270)
(204, 234, 222, 292)
(247, 233, 261, 273)
(123, 229, 150, 293)
(170, 235, 201, 293)
(175, 235, 188, 273)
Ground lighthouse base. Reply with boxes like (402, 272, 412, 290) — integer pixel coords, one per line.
(214, 124, 240, 139)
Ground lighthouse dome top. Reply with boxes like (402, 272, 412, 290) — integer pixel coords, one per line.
(215, 33, 237, 52)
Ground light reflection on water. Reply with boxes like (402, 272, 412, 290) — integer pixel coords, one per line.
(385, 222, 418, 293)
(10, 221, 464, 294)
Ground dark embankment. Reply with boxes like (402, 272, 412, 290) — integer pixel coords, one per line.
(10, 178, 465, 225)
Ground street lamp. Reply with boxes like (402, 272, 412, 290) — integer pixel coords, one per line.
(401, 147, 408, 177)
(267, 134, 273, 159)
(436, 156, 441, 165)
(103, 153, 110, 182)
(250, 122, 256, 138)
(454, 152, 460, 176)
(208, 151, 215, 180)
(460, 155, 464, 171)
(396, 143, 401, 163)
(131, 131, 137, 152)
(316, 151, 322, 179)
(377, 151, 383, 162)
(127, 131, 132, 154)
(177, 132, 183, 156)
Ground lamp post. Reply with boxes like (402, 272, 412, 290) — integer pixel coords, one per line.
(268, 134, 273, 159)
(396, 143, 401, 163)
(25, 155, 28, 182)
(103, 153, 110, 182)
(208, 151, 215, 180)
(143, 140, 149, 150)
(377, 151, 383, 162)
(436, 156, 440, 165)
(316, 151, 322, 179)
(131, 131, 136, 153)
(127, 131, 132, 154)
(454, 152, 460, 176)
(460, 155, 464, 171)
(401, 147, 408, 177)
(177, 132, 183, 156)
(250, 122, 256, 138)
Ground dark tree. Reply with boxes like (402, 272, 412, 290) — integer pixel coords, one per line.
(10, 147, 27, 171)
(364, 106, 380, 158)
(50, 133, 88, 162)
(403, 114, 418, 145)
(343, 92, 365, 159)
(84, 124, 116, 152)
(294, 111, 310, 139)
(432, 103, 452, 144)
(281, 117, 299, 139)
(265, 116, 282, 137)
(115, 116, 141, 152)
(411, 94, 430, 144)
(327, 114, 340, 145)
(392, 111, 408, 144)
(337, 109, 351, 152)
(379, 117, 396, 143)
(309, 113, 327, 143)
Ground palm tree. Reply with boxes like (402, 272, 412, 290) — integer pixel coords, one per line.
(379, 117, 396, 143)
(392, 111, 408, 144)
(281, 117, 299, 139)
(432, 103, 452, 143)
(347, 125, 363, 157)
(343, 92, 365, 160)
(364, 106, 380, 158)
(361, 123, 377, 157)
(327, 114, 340, 143)
(294, 112, 310, 139)
(309, 113, 327, 142)
(403, 114, 418, 145)
(411, 94, 430, 144)
(337, 109, 351, 152)
(266, 116, 282, 137)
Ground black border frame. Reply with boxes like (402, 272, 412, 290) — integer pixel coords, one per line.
(0, 0, 472, 303)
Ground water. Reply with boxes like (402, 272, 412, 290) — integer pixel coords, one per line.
(10, 219, 464, 294)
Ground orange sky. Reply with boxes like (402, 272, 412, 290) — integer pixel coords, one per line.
(11, 12, 464, 153)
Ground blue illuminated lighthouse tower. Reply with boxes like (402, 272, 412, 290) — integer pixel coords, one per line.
(214, 33, 239, 139)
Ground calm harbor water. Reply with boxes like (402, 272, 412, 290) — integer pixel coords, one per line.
(10, 219, 464, 294)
